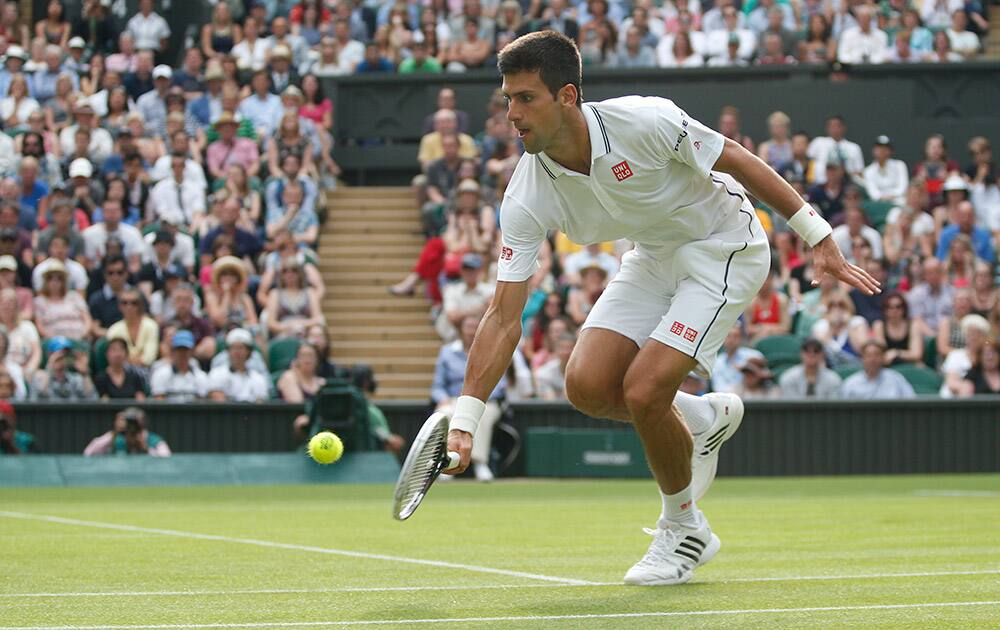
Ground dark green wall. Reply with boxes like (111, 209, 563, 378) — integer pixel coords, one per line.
(10, 399, 1000, 477)
(325, 63, 1000, 185)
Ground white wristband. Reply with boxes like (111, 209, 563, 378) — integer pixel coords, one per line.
(449, 395, 486, 435)
(787, 204, 833, 248)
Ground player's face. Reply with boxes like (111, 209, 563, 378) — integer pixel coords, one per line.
(502, 71, 568, 155)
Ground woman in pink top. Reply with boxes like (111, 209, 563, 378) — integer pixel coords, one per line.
(298, 74, 332, 131)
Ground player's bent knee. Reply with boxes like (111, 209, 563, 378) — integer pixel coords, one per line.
(622, 375, 677, 424)
(565, 367, 617, 418)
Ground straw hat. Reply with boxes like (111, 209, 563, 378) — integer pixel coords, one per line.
(211, 255, 247, 287)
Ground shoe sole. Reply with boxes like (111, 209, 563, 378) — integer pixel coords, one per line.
(692, 394, 745, 501)
(623, 533, 722, 586)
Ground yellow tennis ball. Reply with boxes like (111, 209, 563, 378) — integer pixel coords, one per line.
(308, 431, 343, 465)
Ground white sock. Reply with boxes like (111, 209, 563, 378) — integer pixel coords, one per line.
(658, 485, 701, 529)
(673, 391, 716, 435)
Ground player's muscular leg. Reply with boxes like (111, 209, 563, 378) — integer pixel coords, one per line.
(564, 328, 637, 422)
(622, 341, 698, 495)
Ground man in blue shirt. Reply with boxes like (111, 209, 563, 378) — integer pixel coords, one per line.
(355, 42, 395, 74)
(840, 341, 916, 399)
(432, 314, 505, 481)
(239, 70, 283, 138)
(936, 200, 996, 263)
(30, 45, 79, 102)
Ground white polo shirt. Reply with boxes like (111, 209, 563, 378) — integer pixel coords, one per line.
(497, 96, 754, 282)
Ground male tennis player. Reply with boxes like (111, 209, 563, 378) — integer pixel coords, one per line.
(444, 31, 879, 585)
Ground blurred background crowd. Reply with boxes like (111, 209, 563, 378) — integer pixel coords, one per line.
(400, 90, 1000, 409)
(0, 0, 995, 459)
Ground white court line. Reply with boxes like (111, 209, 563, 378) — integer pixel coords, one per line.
(2, 600, 999, 629)
(914, 490, 1000, 498)
(0, 511, 596, 586)
(3, 568, 1000, 598)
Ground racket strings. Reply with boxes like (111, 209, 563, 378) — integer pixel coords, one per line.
(397, 424, 448, 515)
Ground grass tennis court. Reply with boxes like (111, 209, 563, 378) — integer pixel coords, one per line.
(2, 475, 999, 629)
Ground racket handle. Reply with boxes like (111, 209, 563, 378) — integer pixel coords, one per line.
(446, 451, 460, 469)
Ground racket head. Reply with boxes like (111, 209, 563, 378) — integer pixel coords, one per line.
(392, 412, 453, 521)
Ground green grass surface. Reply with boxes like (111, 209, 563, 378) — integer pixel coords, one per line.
(2, 475, 1000, 628)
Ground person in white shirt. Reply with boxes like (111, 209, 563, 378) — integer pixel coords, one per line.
(150, 330, 208, 401)
(125, 0, 171, 53)
(82, 198, 145, 271)
(441, 31, 879, 587)
(435, 253, 495, 342)
(207, 328, 270, 402)
(562, 241, 620, 285)
(862, 135, 909, 204)
(331, 18, 364, 74)
(708, 34, 750, 66)
(831, 201, 885, 263)
(705, 8, 757, 61)
(232, 16, 272, 71)
(807, 115, 865, 184)
(837, 5, 888, 64)
(945, 10, 980, 58)
(58, 101, 114, 163)
(150, 153, 207, 230)
(149, 132, 207, 189)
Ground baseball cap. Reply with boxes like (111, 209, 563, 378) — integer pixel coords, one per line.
(281, 85, 303, 99)
(874, 135, 892, 147)
(152, 64, 173, 80)
(4, 45, 27, 61)
(0, 399, 15, 421)
(461, 253, 483, 269)
(0, 227, 19, 240)
(226, 328, 254, 348)
(800, 337, 824, 353)
(69, 158, 93, 178)
(152, 230, 175, 246)
(164, 264, 186, 279)
(68, 36, 86, 49)
(270, 44, 291, 59)
(46, 336, 74, 353)
(942, 174, 969, 192)
(0, 255, 16, 271)
(172, 330, 195, 349)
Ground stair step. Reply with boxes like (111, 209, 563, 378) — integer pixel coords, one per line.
(373, 387, 432, 400)
(333, 340, 441, 356)
(326, 221, 423, 235)
(330, 326, 438, 341)
(326, 210, 420, 222)
(328, 186, 411, 197)
(340, 357, 438, 373)
(327, 200, 418, 211)
(324, 234, 424, 247)
(328, 313, 434, 326)
(325, 284, 423, 297)
(322, 299, 429, 312)
(317, 244, 423, 257)
(319, 258, 415, 271)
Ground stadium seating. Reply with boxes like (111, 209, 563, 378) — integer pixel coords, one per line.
(890, 364, 944, 395)
(754, 335, 802, 370)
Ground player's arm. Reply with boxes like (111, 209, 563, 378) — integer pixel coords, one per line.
(713, 138, 880, 296)
(445, 279, 530, 473)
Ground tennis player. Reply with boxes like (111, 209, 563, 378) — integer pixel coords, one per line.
(444, 31, 880, 585)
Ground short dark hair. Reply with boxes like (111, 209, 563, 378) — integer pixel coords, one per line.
(103, 253, 126, 270)
(497, 31, 582, 106)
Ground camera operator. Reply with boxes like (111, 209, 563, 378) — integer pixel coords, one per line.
(0, 400, 37, 455)
(83, 407, 171, 457)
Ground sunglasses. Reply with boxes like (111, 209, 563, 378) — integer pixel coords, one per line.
(105, 269, 127, 276)
(119, 299, 140, 306)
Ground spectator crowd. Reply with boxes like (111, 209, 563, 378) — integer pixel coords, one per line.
(404, 87, 1000, 407)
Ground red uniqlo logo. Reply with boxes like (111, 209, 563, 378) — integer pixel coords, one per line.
(670, 321, 684, 336)
(611, 160, 634, 181)
(500, 246, 513, 261)
(684, 327, 699, 342)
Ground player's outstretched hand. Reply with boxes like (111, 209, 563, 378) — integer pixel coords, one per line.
(444, 429, 472, 474)
(811, 235, 881, 295)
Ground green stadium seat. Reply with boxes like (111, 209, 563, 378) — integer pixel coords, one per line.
(754, 335, 802, 366)
(923, 336, 937, 368)
(91, 337, 111, 375)
(267, 337, 302, 374)
(862, 200, 895, 232)
(890, 364, 943, 395)
(307, 380, 376, 452)
(835, 365, 860, 380)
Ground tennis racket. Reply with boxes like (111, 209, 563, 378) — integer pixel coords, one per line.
(392, 412, 460, 521)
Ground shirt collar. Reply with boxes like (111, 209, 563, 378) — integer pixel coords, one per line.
(537, 103, 611, 179)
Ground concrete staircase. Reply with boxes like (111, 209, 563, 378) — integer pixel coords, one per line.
(986, 6, 1000, 58)
(319, 187, 439, 400)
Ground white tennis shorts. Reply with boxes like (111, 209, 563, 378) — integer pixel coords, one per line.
(581, 228, 771, 377)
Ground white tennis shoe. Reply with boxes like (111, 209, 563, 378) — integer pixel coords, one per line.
(691, 392, 744, 501)
(623, 517, 720, 586)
